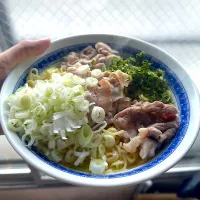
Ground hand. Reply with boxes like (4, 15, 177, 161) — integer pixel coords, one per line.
(0, 38, 51, 134)
(0, 38, 51, 88)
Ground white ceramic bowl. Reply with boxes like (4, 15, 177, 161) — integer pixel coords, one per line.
(0, 34, 200, 187)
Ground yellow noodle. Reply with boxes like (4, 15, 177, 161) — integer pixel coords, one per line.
(98, 144, 105, 157)
(102, 129, 125, 136)
(124, 153, 137, 164)
(115, 145, 122, 158)
(90, 147, 97, 158)
(105, 150, 119, 164)
(107, 127, 117, 132)
(110, 158, 127, 172)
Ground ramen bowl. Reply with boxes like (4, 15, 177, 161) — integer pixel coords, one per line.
(0, 34, 199, 186)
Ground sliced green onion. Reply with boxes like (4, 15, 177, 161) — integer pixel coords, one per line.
(20, 94, 32, 109)
(50, 150, 62, 163)
(103, 135, 115, 148)
(57, 139, 66, 150)
(75, 100, 89, 112)
(33, 104, 47, 118)
(89, 158, 107, 174)
(23, 119, 37, 131)
(65, 149, 76, 163)
(15, 110, 30, 119)
(74, 151, 89, 166)
(40, 124, 52, 136)
(90, 147, 97, 158)
(72, 75, 85, 85)
(77, 64, 90, 74)
(77, 124, 93, 147)
(91, 106, 105, 123)
(98, 144, 105, 156)
(85, 77, 98, 87)
(48, 140, 56, 149)
(8, 119, 23, 132)
(91, 69, 103, 79)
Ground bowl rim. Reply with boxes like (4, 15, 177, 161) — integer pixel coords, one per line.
(1, 33, 200, 187)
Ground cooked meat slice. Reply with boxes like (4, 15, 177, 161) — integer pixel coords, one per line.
(119, 131, 131, 143)
(103, 71, 111, 77)
(132, 101, 178, 116)
(105, 55, 119, 66)
(138, 127, 162, 140)
(106, 72, 131, 102)
(66, 67, 77, 74)
(98, 55, 119, 66)
(109, 83, 124, 102)
(114, 70, 131, 87)
(142, 101, 178, 115)
(113, 107, 153, 131)
(92, 63, 106, 69)
(140, 101, 165, 113)
(105, 112, 114, 125)
(117, 97, 131, 112)
(161, 104, 178, 114)
(122, 136, 142, 153)
(132, 100, 144, 106)
(158, 128, 177, 143)
(112, 97, 131, 115)
(79, 59, 93, 65)
(122, 136, 159, 159)
(92, 54, 104, 61)
(114, 100, 179, 132)
(95, 42, 115, 55)
(62, 43, 120, 72)
(98, 56, 107, 64)
(138, 120, 180, 142)
(63, 52, 79, 67)
(139, 138, 158, 160)
(122, 135, 159, 159)
(88, 79, 112, 114)
(148, 120, 180, 132)
(102, 74, 123, 102)
(80, 46, 97, 59)
(127, 129, 138, 137)
(87, 70, 131, 116)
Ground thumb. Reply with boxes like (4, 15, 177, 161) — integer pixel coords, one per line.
(0, 38, 51, 71)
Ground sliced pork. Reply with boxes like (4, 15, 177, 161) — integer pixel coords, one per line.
(113, 106, 153, 131)
(61, 42, 120, 71)
(63, 52, 79, 67)
(114, 101, 179, 132)
(112, 97, 131, 115)
(87, 71, 131, 115)
(122, 136, 158, 159)
(95, 42, 117, 55)
(88, 79, 112, 114)
(119, 131, 131, 143)
(123, 136, 142, 153)
(138, 127, 162, 140)
(138, 120, 180, 142)
(80, 46, 97, 59)
(114, 101, 180, 160)
(139, 138, 158, 160)
(133, 101, 178, 115)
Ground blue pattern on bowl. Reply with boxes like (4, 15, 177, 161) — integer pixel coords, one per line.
(14, 43, 190, 179)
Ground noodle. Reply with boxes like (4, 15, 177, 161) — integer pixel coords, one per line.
(102, 129, 125, 136)
(105, 150, 119, 164)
